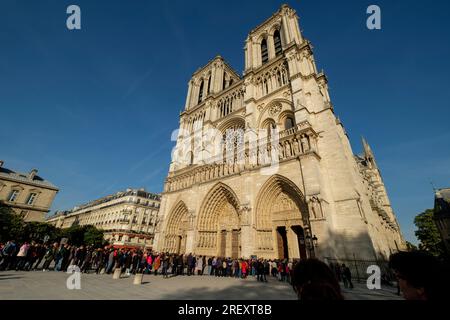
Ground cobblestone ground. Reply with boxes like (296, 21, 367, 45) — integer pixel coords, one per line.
(0, 271, 402, 300)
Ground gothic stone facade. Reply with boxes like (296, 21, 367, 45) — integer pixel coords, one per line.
(154, 5, 405, 260)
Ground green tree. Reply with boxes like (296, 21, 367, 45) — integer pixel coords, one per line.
(24, 221, 59, 243)
(59, 224, 104, 247)
(60, 225, 86, 246)
(83, 225, 104, 247)
(414, 209, 445, 257)
(0, 202, 25, 242)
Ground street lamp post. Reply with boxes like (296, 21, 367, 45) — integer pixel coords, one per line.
(305, 234, 318, 258)
(312, 235, 318, 247)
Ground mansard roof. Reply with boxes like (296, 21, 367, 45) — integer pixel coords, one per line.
(0, 162, 58, 191)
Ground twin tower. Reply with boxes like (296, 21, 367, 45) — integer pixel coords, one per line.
(153, 4, 405, 261)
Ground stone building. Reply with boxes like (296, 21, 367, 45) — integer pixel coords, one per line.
(434, 188, 450, 255)
(46, 188, 160, 248)
(154, 4, 405, 260)
(0, 160, 59, 222)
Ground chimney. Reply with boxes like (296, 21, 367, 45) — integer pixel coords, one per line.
(29, 168, 38, 180)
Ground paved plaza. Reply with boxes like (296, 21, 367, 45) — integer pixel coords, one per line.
(0, 271, 402, 300)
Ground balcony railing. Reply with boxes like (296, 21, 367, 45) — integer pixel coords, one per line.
(165, 121, 318, 193)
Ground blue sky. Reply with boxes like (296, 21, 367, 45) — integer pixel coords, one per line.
(1, 0, 450, 245)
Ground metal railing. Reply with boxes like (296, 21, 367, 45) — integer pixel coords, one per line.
(324, 256, 396, 284)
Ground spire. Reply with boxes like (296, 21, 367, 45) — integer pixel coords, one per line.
(361, 137, 377, 169)
(361, 136, 372, 156)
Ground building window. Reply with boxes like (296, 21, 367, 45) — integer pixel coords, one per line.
(274, 30, 282, 56)
(284, 116, 295, 130)
(198, 80, 204, 104)
(27, 193, 37, 205)
(207, 75, 211, 94)
(261, 38, 269, 64)
(222, 72, 227, 90)
(8, 190, 19, 202)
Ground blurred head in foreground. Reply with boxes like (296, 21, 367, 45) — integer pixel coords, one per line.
(292, 258, 343, 300)
(389, 250, 447, 300)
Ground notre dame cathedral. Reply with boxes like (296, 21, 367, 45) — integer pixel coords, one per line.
(154, 4, 405, 261)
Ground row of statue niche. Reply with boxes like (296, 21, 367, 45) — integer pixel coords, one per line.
(166, 134, 313, 191)
(179, 133, 312, 173)
(220, 133, 312, 163)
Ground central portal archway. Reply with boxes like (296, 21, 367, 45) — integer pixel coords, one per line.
(196, 183, 241, 258)
(255, 174, 310, 259)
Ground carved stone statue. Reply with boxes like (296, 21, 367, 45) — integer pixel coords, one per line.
(309, 196, 323, 219)
(300, 134, 310, 153)
(319, 81, 331, 103)
(300, 50, 314, 76)
(293, 138, 300, 154)
(285, 141, 292, 157)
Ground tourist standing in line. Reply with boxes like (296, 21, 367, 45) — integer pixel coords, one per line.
(0, 240, 16, 270)
(42, 243, 58, 271)
(106, 249, 115, 274)
(33, 243, 46, 270)
(153, 253, 161, 276)
(222, 258, 227, 277)
(211, 257, 217, 276)
(162, 254, 169, 278)
(195, 255, 203, 275)
(342, 264, 354, 289)
(15, 242, 29, 270)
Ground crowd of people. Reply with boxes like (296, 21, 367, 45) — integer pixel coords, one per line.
(0, 240, 296, 283)
(2, 239, 448, 301)
(328, 262, 354, 289)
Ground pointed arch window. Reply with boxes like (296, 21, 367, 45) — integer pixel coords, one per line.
(207, 76, 211, 94)
(284, 116, 295, 130)
(261, 38, 269, 64)
(222, 72, 227, 90)
(198, 80, 204, 104)
(274, 30, 282, 57)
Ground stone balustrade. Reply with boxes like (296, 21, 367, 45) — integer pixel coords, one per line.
(164, 121, 318, 193)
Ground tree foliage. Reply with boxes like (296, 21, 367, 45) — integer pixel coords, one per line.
(0, 203, 25, 243)
(83, 225, 105, 247)
(414, 209, 445, 257)
(59, 225, 105, 247)
(1, 202, 104, 247)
